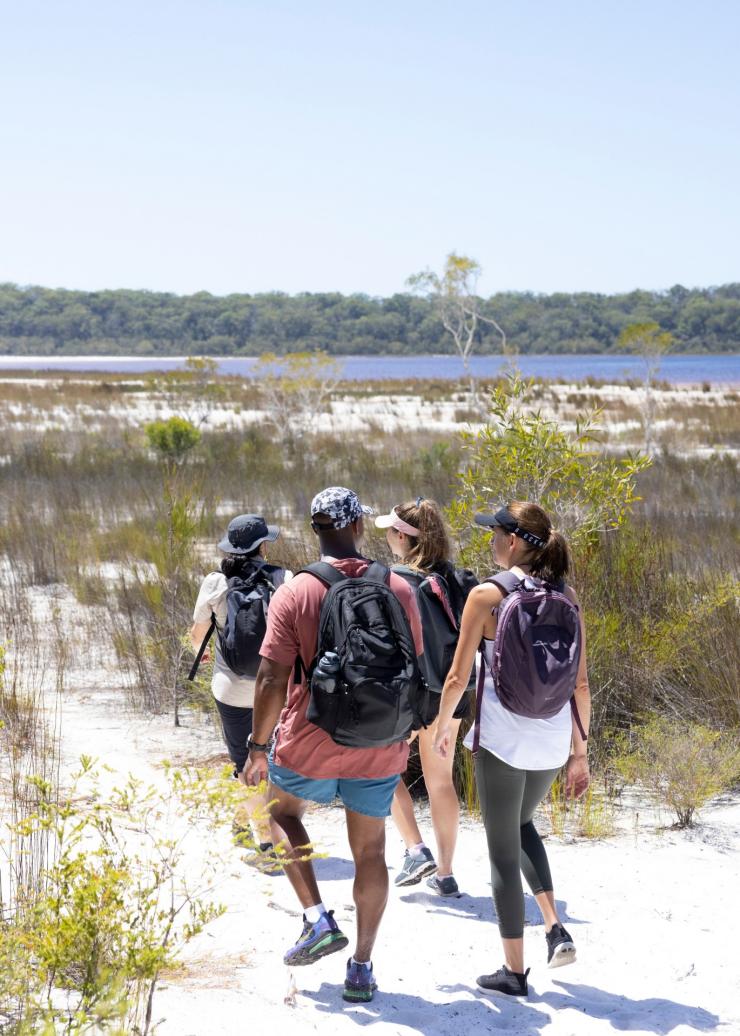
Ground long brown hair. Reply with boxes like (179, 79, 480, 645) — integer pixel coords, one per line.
(507, 501, 571, 584)
(394, 498, 451, 572)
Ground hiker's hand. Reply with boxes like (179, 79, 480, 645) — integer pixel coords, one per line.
(565, 754, 589, 799)
(242, 751, 269, 787)
(200, 649, 211, 663)
(433, 722, 452, 759)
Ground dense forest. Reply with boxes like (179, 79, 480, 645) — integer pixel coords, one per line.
(0, 283, 738, 356)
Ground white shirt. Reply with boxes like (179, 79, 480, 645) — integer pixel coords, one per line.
(192, 569, 292, 707)
(463, 640, 572, 770)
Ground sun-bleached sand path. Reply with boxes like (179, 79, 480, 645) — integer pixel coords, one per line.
(55, 669, 739, 1036)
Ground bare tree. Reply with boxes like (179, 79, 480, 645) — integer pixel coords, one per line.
(253, 350, 344, 441)
(151, 356, 226, 429)
(619, 322, 673, 455)
(407, 252, 508, 406)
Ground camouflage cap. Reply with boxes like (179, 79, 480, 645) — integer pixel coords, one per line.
(310, 486, 374, 529)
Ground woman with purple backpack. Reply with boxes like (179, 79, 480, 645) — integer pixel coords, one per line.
(434, 501, 591, 1000)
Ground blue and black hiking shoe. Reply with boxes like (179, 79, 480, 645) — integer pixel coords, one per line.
(283, 910, 349, 966)
(425, 873, 460, 897)
(343, 957, 377, 1003)
(394, 846, 437, 887)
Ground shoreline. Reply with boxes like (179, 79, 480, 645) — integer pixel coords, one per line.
(0, 352, 738, 387)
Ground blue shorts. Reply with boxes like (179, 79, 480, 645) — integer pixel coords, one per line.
(268, 761, 400, 818)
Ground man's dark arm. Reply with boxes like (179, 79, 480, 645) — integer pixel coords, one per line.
(241, 657, 292, 786)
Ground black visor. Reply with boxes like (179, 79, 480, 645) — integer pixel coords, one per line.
(474, 508, 547, 549)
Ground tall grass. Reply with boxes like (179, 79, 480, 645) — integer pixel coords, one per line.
(1, 373, 737, 772)
(0, 571, 65, 1029)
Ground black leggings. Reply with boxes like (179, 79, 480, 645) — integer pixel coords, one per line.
(475, 748, 560, 939)
(214, 699, 254, 774)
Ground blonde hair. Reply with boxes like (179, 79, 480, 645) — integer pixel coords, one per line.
(394, 498, 451, 572)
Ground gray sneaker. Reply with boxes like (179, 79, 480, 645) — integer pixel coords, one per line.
(394, 847, 437, 887)
(426, 874, 460, 897)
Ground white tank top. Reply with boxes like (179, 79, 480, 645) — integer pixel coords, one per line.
(463, 640, 572, 771)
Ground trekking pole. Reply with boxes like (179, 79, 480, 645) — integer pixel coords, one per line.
(188, 616, 216, 681)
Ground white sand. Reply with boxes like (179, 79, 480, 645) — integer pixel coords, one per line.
(7, 524, 738, 1036)
(1, 376, 738, 456)
(51, 671, 739, 1036)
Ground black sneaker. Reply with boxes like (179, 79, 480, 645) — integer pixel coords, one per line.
(546, 923, 576, 968)
(476, 965, 530, 998)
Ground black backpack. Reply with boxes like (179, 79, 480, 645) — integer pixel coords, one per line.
(392, 563, 478, 694)
(296, 561, 427, 748)
(217, 562, 285, 677)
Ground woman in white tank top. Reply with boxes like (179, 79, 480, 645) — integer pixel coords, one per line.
(433, 501, 591, 1000)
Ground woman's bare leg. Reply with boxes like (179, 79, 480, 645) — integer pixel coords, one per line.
(418, 719, 462, 875)
(501, 936, 525, 974)
(534, 889, 560, 930)
(391, 778, 424, 849)
(240, 781, 276, 845)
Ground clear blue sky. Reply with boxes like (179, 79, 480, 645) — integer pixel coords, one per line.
(1, 0, 738, 297)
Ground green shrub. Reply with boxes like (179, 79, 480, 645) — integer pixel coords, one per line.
(446, 372, 650, 574)
(145, 416, 201, 461)
(615, 714, 740, 828)
(580, 527, 740, 736)
(0, 758, 248, 1034)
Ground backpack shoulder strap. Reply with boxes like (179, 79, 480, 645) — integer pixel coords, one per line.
(424, 572, 457, 628)
(187, 616, 216, 682)
(291, 562, 348, 684)
(472, 640, 489, 754)
(258, 563, 285, 589)
(298, 561, 348, 587)
(365, 560, 390, 584)
(485, 570, 524, 597)
(390, 563, 424, 587)
(228, 562, 270, 590)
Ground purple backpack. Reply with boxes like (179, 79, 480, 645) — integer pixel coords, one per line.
(472, 571, 586, 753)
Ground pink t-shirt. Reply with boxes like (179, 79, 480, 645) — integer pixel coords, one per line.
(260, 558, 424, 780)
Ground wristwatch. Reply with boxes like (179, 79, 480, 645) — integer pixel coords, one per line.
(247, 734, 269, 754)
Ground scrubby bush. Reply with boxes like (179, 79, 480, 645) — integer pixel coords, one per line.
(615, 714, 740, 828)
(116, 418, 212, 718)
(144, 416, 201, 461)
(446, 372, 650, 573)
(0, 758, 249, 1034)
(579, 526, 740, 738)
(544, 773, 618, 840)
(446, 373, 650, 804)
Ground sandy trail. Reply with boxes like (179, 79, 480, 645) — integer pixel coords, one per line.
(55, 677, 739, 1036)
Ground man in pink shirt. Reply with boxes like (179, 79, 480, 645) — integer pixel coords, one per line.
(244, 487, 423, 1003)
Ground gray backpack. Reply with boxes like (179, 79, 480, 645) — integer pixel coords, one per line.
(472, 571, 586, 753)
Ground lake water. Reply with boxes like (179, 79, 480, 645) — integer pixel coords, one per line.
(0, 353, 738, 384)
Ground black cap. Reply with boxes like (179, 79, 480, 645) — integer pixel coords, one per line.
(217, 514, 280, 555)
(474, 508, 547, 549)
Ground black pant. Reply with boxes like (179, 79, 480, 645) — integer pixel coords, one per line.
(475, 748, 560, 939)
(214, 698, 254, 774)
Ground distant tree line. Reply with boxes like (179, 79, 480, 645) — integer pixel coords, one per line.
(0, 282, 738, 355)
